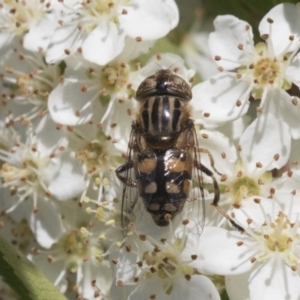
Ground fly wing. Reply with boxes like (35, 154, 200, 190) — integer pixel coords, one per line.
(177, 123, 206, 234)
(117, 124, 140, 234)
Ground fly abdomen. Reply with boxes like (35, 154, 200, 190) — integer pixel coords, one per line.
(136, 148, 191, 226)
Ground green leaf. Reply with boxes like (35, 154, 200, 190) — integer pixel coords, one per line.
(0, 234, 68, 300)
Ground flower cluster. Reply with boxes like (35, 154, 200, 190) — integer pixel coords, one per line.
(0, 1, 300, 300)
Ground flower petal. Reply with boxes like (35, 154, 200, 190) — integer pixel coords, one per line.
(239, 113, 291, 172)
(209, 15, 254, 70)
(225, 271, 251, 300)
(119, 0, 179, 40)
(26, 198, 65, 248)
(171, 275, 220, 300)
(197, 129, 238, 176)
(48, 80, 99, 125)
(82, 22, 125, 65)
(259, 3, 300, 57)
(43, 151, 86, 200)
(249, 257, 300, 300)
(264, 89, 300, 140)
(286, 53, 300, 88)
(23, 13, 58, 52)
(191, 72, 251, 128)
(198, 226, 254, 275)
(128, 283, 169, 300)
(46, 23, 83, 64)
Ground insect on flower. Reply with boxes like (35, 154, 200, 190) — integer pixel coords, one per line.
(116, 69, 244, 232)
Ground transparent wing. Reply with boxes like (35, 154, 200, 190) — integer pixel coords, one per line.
(176, 124, 206, 234)
(116, 124, 140, 234)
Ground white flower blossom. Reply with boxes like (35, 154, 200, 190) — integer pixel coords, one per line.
(114, 222, 220, 300)
(0, 0, 62, 53)
(191, 3, 300, 141)
(45, 0, 179, 65)
(48, 56, 135, 134)
(195, 116, 290, 230)
(198, 194, 300, 300)
(0, 41, 62, 126)
(0, 129, 86, 248)
(29, 204, 112, 299)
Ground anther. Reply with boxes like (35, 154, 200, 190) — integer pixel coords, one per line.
(185, 274, 191, 281)
(250, 257, 256, 263)
(256, 162, 263, 168)
(254, 198, 261, 204)
(94, 290, 100, 298)
(139, 234, 146, 241)
(292, 98, 298, 105)
(116, 280, 123, 286)
(91, 279, 96, 286)
(261, 34, 269, 40)
(81, 85, 88, 92)
(182, 219, 189, 225)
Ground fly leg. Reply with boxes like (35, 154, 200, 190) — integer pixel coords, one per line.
(195, 160, 245, 232)
(115, 161, 136, 187)
(198, 148, 223, 176)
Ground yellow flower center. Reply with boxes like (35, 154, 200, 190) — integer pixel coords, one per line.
(99, 63, 131, 94)
(253, 57, 280, 86)
(76, 139, 109, 175)
(1, 161, 38, 188)
(265, 213, 293, 252)
(3, 0, 46, 35)
(231, 176, 260, 206)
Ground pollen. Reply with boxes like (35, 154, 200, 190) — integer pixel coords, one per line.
(1, 0, 48, 36)
(76, 136, 111, 175)
(265, 213, 293, 252)
(98, 63, 131, 95)
(252, 57, 280, 86)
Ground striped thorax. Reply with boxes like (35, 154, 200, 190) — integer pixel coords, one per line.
(136, 70, 192, 149)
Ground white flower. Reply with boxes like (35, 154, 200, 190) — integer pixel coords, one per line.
(67, 122, 124, 203)
(182, 19, 219, 80)
(0, 130, 86, 248)
(48, 56, 135, 134)
(198, 189, 300, 300)
(195, 116, 290, 229)
(114, 222, 220, 300)
(0, 41, 62, 125)
(0, 0, 62, 53)
(45, 0, 179, 65)
(29, 206, 112, 299)
(191, 3, 300, 140)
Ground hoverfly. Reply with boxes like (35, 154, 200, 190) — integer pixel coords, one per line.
(116, 69, 243, 232)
